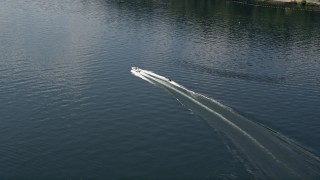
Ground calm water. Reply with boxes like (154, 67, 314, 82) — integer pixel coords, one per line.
(1, 0, 320, 179)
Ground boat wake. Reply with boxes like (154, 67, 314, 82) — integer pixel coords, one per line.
(131, 67, 320, 179)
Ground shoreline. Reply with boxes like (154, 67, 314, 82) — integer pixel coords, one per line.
(230, 0, 320, 11)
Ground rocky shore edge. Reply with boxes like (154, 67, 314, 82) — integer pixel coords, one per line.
(230, 0, 320, 11)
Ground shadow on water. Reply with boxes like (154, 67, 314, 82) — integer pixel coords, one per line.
(132, 69, 320, 179)
(177, 60, 286, 84)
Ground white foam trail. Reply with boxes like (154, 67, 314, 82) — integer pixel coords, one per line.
(140, 70, 170, 82)
(141, 69, 229, 109)
(131, 70, 155, 85)
(131, 67, 320, 179)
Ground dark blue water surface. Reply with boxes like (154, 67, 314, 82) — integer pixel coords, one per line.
(1, 0, 320, 179)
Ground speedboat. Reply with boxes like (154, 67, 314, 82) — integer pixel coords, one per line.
(131, 67, 173, 82)
(131, 67, 141, 72)
(131, 67, 182, 87)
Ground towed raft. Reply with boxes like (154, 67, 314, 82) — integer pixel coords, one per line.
(131, 67, 320, 179)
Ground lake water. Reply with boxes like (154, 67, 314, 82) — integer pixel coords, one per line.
(1, 0, 320, 179)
